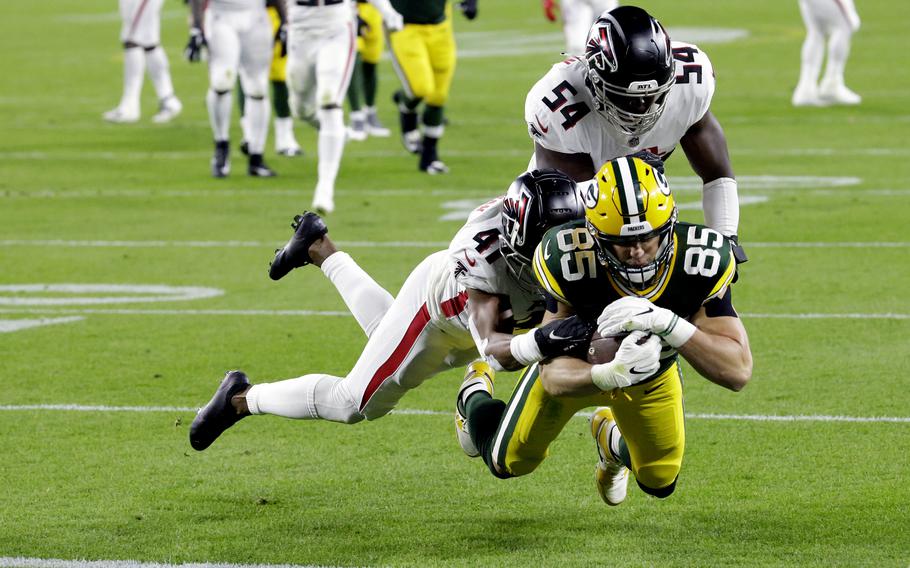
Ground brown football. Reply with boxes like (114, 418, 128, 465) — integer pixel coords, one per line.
(586, 333, 625, 365)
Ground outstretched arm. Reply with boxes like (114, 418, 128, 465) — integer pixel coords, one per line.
(466, 288, 593, 372)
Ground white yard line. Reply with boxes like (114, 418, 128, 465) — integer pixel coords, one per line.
(0, 308, 906, 319)
(0, 404, 906, 423)
(0, 239, 907, 249)
(0, 558, 338, 568)
(0, 239, 449, 248)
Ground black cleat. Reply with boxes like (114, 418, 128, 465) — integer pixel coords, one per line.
(268, 211, 328, 280)
(248, 154, 277, 177)
(189, 370, 251, 451)
(211, 140, 230, 178)
(239, 140, 250, 156)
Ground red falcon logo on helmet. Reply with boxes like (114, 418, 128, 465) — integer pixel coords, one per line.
(586, 21, 618, 73)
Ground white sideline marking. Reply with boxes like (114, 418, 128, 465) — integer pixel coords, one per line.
(0, 308, 906, 320)
(0, 239, 449, 249)
(742, 312, 910, 320)
(1, 239, 908, 249)
(0, 284, 223, 306)
(0, 309, 350, 317)
(0, 405, 907, 423)
(0, 317, 84, 333)
(0, 558, 336, 568)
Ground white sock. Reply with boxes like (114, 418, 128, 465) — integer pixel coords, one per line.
(240, 113, 251, 143)
(119, 47, 145, 112)
(820, 28, 852, 91)
(144, 46, 175, 101)
(245, 96, 270, 154)
(317, 106, 345, 191)
(206, 88, 232, 141)
(246, 374, 362, 423)
(274, 116, 293, 148)
(796, 28, 825, 92)
(321, 252, 394, 337)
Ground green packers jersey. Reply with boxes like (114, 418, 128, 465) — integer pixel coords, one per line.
(533, 220, 737, 321)
(390, 0, 447, 24)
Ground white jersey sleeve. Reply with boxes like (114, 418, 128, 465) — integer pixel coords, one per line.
(447, 199, 547, 328)
(665, 41, 715, 128)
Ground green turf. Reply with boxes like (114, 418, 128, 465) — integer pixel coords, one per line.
(1, 0, 909, 566)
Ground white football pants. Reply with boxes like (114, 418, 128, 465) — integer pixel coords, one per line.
(562, 0, 618, 56)
(245, 251, 477, 424)
(119, 0, 164, 46)
(796, 0, 861, 91)
(204, 6, 272, 149)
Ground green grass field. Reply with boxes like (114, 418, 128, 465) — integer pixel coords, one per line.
(1, 0, 909, 566)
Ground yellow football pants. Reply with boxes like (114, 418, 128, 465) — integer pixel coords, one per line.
(387, 18, 455, 106)
(492, 361, 685, 492)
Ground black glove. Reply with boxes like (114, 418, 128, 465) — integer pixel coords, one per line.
(629, 149, 664, 174)
(730, 234, 748, 264)
(355, 15, 370, 37)
(275, 23, 288, 58)
(534, 315, 596, 359)
(459, 0, 478, 20)
(184, 27, 206, 62)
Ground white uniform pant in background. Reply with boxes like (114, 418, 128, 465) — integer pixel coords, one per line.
(561, 0, 617, 55)
(120, 0, 164, 46)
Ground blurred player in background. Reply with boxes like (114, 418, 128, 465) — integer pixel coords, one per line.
(185, 0, 280, 178)
(189, 170, 595, 452)
(457, 156, 752, 505)
(389, 0, 478, 174)
(238, 2, 303, 157)
(541, 0, 617, 56)
(526, 6, 747, 263)
(792, 0, 861, 106)
(104, 0, 182, 123)
(347, 0, 393, 141)
(286, 0, 403, 214)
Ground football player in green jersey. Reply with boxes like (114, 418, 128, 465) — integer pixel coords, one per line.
(456, 155, 753, 505)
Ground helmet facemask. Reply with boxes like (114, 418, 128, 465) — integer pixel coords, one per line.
(583, 7, 676, 138)
(588, 209, 676, 290)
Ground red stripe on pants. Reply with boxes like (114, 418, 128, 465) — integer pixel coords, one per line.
(359, 303, 431, 411)
(127, 0, 152, 41)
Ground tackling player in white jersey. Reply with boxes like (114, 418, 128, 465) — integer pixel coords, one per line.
(285, 0, 403, 214)
(525, 5, 747, 262)
(188, 170, 597, 451)
(104, 0, 182, 123)
(185, 0, 280, 178)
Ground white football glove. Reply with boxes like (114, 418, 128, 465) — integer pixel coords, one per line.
(590, 331, 662, 391)
(597, 296, 696, 349)
(369, 0, 404, 32)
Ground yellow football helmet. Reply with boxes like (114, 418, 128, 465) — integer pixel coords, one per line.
(583, 155, 677, 288)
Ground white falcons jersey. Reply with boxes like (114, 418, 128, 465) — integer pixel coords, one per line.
(446, 198, 547, 330)
(287, 0, 355, 31)
(525, 41, 715, 165)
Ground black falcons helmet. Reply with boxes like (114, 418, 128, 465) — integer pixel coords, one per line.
(584, 6, 675, 137)
(500, 169, 584, 276)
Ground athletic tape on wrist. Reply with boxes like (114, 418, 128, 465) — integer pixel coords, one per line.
(510, 331, 544, 367)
